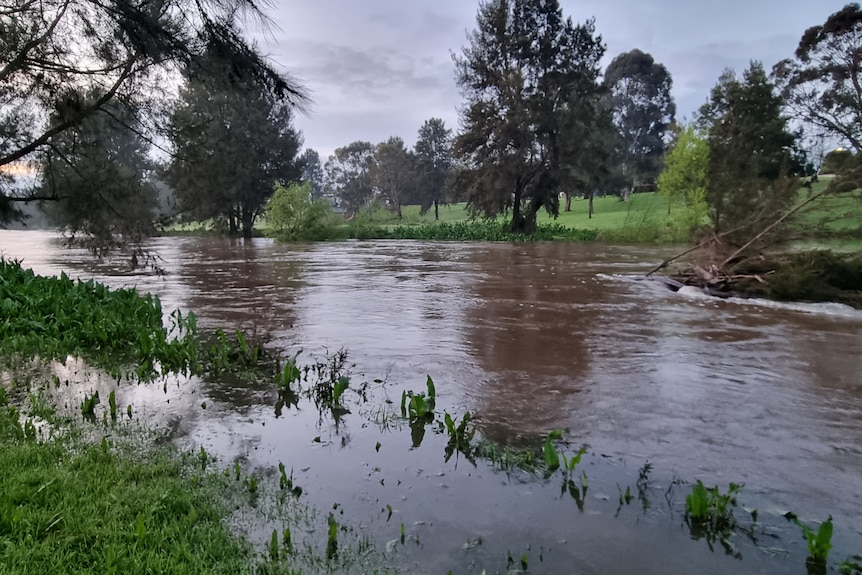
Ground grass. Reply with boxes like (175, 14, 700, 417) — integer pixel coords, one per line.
(353, 194, 674, 231)
(0, 262, 265, 573)
(167, 181, 861, 246)
(0, 265, 394, 575)
(0, 390, 266, 574)
(791, 180, 862, 238)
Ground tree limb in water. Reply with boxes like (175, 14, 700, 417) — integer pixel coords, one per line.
(719, 191, 825, 269)
(647, 190, 826, 277)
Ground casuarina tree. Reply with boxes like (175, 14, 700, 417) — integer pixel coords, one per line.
(0, 0, 306, 234)
(414, 118, 454, 220)
(453, 0, 605, 233)
(165, 38, 303, 238)
(699, 63, 800, 247)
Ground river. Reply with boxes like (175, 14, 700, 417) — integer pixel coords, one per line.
(2, 230, 861, 574)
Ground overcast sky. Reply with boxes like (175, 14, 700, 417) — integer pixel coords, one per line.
(253, 1, 845, 159)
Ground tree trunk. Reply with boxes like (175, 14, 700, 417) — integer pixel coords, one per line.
(523, 195, 542, 234)
(588, 193, 594, 219)
(229, 212, 238, 236)
(240, 205, 254, 239)
(565, 193, 572, 212)
(434, 200, 439, 221)
(396, 201, 402, 220)
(511, 186, 523, 232)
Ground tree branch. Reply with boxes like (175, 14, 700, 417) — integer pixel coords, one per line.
(0, 58, 136, 168)
(0, 0, 70, 84)
(719, 190, 825, 269)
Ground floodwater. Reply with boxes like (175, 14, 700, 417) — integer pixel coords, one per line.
(3, 230, 862, 574)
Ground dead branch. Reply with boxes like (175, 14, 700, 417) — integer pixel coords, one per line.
(719, 191, 825, 269)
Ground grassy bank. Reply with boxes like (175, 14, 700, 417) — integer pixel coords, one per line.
(0, 397, 260, 575)
(161, 179, 860, 245)
(0, 260, 390, 575)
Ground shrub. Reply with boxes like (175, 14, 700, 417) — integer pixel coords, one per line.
(266, 182, 336, 241)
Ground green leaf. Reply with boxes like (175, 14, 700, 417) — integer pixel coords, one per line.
(543, 436, 560, 472)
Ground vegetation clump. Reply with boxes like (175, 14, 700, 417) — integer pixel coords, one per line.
(0, 259, 197, 379)
(732, 251, 862, 309)
(0, 400, 262, 574)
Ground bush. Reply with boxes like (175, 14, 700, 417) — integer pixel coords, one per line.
(266, 182, 336, 241)
(734, 250, 862, 308)
(820, 149, 855, 175)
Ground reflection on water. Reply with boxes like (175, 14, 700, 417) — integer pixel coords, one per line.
(3, 230, 862, 573)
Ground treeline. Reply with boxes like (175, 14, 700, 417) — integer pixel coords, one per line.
(0, 1, 860, 252)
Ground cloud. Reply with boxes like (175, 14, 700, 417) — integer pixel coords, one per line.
(252, 0, 843, 154)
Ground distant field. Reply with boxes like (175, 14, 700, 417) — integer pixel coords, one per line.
(791, 180, 862, 237)
(368, 193, 675, 233)
(167, 181, 860, 245)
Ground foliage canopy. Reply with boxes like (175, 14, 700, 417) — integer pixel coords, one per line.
(453, 0, 606, 232)
(773, 3, 862, 151)
(165, 42, 303, 238)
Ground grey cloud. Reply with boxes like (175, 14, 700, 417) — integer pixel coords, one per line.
(257, 1, 841, 155)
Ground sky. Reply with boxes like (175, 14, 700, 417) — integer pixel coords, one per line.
(252, 1, 846, 160)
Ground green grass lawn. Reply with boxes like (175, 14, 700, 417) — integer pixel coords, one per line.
(791, 180, 862, 237)
(167, 180, 860, 245)
(365, 193, 673, 232)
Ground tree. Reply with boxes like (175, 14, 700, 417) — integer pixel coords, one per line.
(165, 42, 303, 238)
(0, 0, 306, 228)
(699, 63, 800, 245)
(820, 148, 855, 174)
(38, 98, 159, 257)
(266, 181, 333, 241)
(453, 0, 605, 233)
(300, 149, 326, 199)
(325, 141, 375, 216)
(558, 88, 618, 218)
(414, 118, 454, 220)
(370, 137, 416, 220)
(656, 124, 710, 236)
(604, 49, 676, 197)
(773, 3, 862, 151)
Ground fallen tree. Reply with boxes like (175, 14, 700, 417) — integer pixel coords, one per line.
(648, 173, 862, 309)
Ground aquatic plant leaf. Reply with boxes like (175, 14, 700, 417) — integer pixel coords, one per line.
(543, 436, 560, 472)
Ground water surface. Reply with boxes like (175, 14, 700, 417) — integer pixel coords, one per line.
(3, 230, 861, 574)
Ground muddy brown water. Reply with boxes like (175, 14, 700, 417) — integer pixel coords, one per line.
(3, 230, 862, 574)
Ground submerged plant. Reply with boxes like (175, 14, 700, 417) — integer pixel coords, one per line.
(401, 376, 437, 420)
(841, 555, 862, 575)
(278, 462, 302, 497)
(685, 480, 742, 550)
(276, 350, 302, 392)
(81, 391, 100, 418)
(326, 513, 339, 560)
(308, 348, 354, 414)
(108, 390, 117, 421)
(785, 512, 834, 571)
(443, 411, 475, 463)
(268, 529, 279, 561)
(543, 434, 560, 472)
